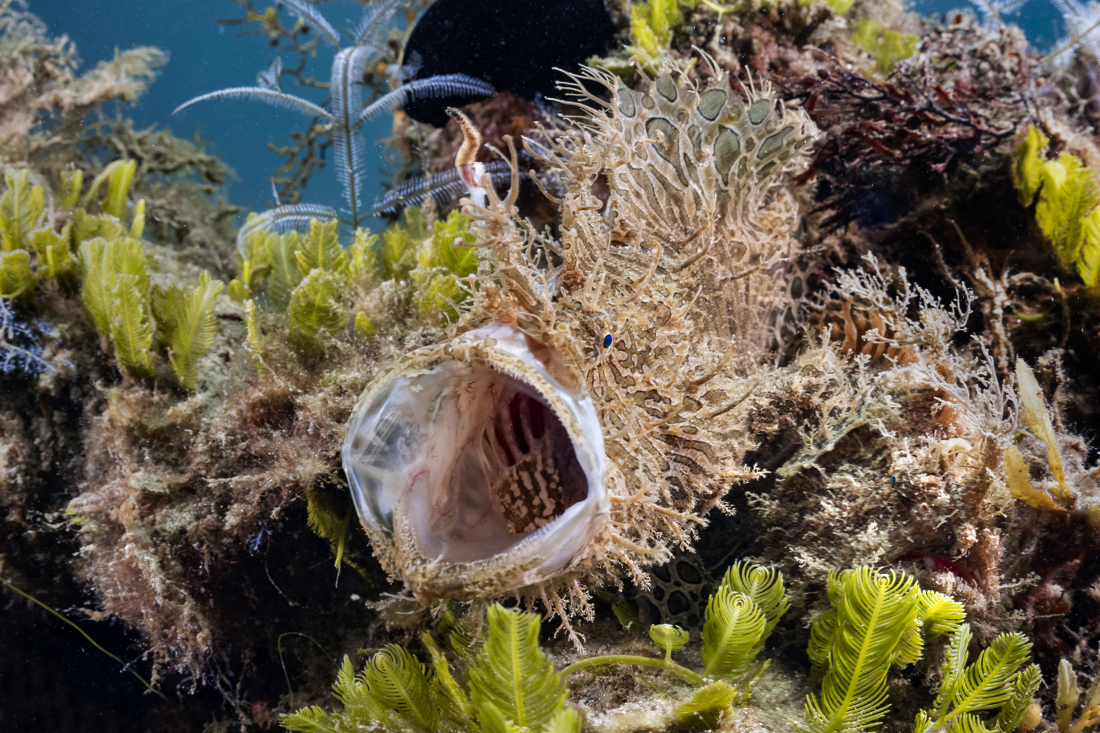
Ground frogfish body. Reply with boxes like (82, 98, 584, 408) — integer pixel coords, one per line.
(342, 60, 816, 615)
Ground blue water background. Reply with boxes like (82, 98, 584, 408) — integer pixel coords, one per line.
(31, 0, 394, 226)
(30, 0, 1067, 221)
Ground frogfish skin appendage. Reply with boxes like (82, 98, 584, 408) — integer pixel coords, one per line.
(342, 59, 817, 612)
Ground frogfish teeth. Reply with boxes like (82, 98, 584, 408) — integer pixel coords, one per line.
(342, 60, 817, 610)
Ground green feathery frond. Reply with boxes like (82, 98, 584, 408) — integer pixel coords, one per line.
(951, 712, 999, 733)
(278, 705, 337, 733)
(244, 299, 263, 366)
(1036, 152, 1100, 268)
(852, 17, 918, 73)
(1017, 358, 1071, 501)
(0, 169, 45, 252)
(918, 591, 967, 639)
(151, 284, 183, 347)
(31, 225, 77, 282)
(130, 199, 145, 239)
(443, 604, 487, 667)
(800, 568, 922, 733)
(227, 279, 250, 302)
(379, 208, 426, 280)
(628, 0, 687, 64)
(431, 210, 478, 275)
(84, 160, 137, 221)
(892, 616, 925, 670)
(809, 609, 839, 677)
(104, 237, 149, 298)
(71, 209, 124, 247)
(347, 227, 377, 284)
(701, 587, 767, 679)
(0, 250, 34, 299)
(893, 588, 963, 671)
(354, 311, 375, 338)
(104, 161, 136, 221)
(330, 654, 383, 722)
(948, 633, 1033, 721)
(675, 680, 740, 728)
(78, 238, 110, 333)
(650, 624, 690, 660)
(297, 219, 347, 275)
(421, 633, 476, 731)
(61, 170, 83, 210)
(107, 272, 154, 377)
(932, 622, 974, 719)
(267, 230, 303, 310)
(79, 236, 153, 376)
(362, 645, 437, 732)
(1079, 206, 1100, 286)
(236, 221, 274, 290)
(468, 604, 569, 731)
(542, 706, 583, 733)
(288, 268, 348, 352)
(994, 664, 1042, 733)
(412, 210, 480, 317)
(597, 589, 642, 634)
(480, 703, 582, 733)
(1010, 124, 1100, 285)
(719, 562, 790, 644)
(166, 271, 223, 390)
(479, 701, 529, 733)
(920, 627, 1034, 733)
(305, 489, 351, 568)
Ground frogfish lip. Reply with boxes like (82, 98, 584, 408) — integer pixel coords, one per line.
(341, 323, 609, 600)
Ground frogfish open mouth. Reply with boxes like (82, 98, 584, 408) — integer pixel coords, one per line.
(342, 321, 609, 600)
(343, 57, 817, 613)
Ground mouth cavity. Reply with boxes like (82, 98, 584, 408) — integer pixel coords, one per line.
(419, 367, 589, 561)
(342, 324, 608, 583)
